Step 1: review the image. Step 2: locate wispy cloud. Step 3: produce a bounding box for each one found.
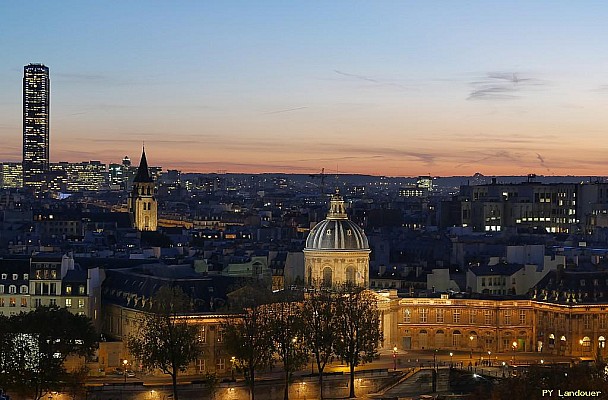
[333,70,414,91]
[536,152,551,172]
[262,106,308,115]
[592,85,608,93]
[467,72,546,101]
[54,72,106,82]
[454,150,521,169]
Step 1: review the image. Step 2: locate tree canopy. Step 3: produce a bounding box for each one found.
[0,307,98,400]
[128,285,202,400]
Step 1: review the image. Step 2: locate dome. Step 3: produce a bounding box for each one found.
[305,194,369,251]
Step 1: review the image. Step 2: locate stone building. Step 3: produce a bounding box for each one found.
[303,193,370,288]
[128,147,157,231]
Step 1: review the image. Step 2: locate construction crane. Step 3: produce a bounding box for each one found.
[309,168,326,195]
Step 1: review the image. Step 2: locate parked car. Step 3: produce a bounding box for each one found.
[126,370,136,377]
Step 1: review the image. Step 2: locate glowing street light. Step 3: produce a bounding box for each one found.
[231,356,236,381]
[449,352,453,367]
[123,359,128,384]
[469,335,474,359]
[392,345,398,371]
[511,341,518,365]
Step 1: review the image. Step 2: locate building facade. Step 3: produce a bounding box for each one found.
[384,293,608,361]
[458,181,608,234]
[23,63,50,190]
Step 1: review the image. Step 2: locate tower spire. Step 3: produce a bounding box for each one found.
[133,146,152,183]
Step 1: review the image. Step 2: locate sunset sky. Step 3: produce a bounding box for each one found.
[2,1,608,177]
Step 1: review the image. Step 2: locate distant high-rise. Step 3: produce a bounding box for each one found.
[23,63,50,189]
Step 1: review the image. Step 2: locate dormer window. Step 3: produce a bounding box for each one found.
[326,229,331,235]
[1,274,6,280]
[12,274,17,281]
[79,285,86,295]
[8,285,16,294]
[23,274,28,280]
[20,285,28,294]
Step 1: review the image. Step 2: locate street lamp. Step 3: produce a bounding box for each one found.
[579,339,584,357]
[487,351,491,366]
[123,359,128,384]
[392,345,397,371]
[231,356,236,381]
[469,335,474,359]
[449,352,453,367]
[511,341,518,365]
[433,349,437,369]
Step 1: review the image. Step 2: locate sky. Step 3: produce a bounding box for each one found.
[1,1,608,177]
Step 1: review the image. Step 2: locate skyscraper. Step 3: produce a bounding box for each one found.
[23,63,50,189]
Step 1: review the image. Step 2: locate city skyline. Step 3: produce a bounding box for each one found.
[2,1,608,177]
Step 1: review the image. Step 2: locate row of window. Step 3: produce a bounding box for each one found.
[196,358,229,373]
[0,273,28,281]
[0,297,27,307]
[30,283,86,296]
[404,308,527,325]
[540,313,608,330]
[0,285,28,294]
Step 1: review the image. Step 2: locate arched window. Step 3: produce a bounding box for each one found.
[419,330,428,349]
[436,330,445,348]
[452,330,461,347]
[582,336,591,350]
[322,267,333,288]
[599,336,606,349]
[346,265,356,285]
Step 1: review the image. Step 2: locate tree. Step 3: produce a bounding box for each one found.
[301,288,338,400]
[268,293,308,400]
[128,285,202,400]
[0,313,13,391]
[222,285,275,400]
[3,307,98,400]
[334,286,383,398]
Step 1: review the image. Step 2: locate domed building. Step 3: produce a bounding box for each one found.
[304,193,370,288]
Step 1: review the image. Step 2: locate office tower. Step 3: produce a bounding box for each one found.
[23,63,50,189]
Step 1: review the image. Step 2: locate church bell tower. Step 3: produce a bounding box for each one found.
[128,147,157,231]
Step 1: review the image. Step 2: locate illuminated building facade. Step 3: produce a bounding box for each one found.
[0,163,23,188]
[459,181,608,234]
[51,161,107,192]
[23,63,50,190]
[0,255,102,330]
[304,193,370,288]
[128,148,157,231]
[390,294,608,361]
